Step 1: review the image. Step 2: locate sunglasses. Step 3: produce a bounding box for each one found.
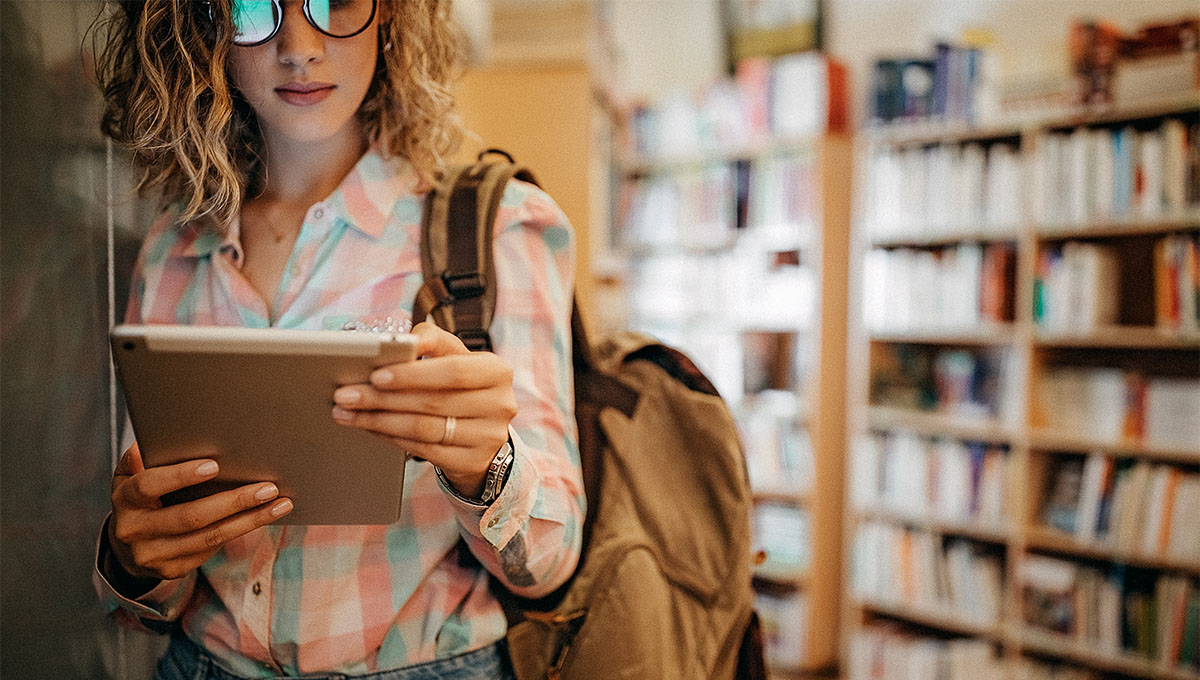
[209,0,378,46]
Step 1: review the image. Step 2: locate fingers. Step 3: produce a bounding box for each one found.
[113,442,145,477]
[152,481,283,536]
[333,382,516,418]
[333,409,505,449]
[118,498,293,580]
[411,321,471,359]
[368,351,513,392]
[117,458,221,508]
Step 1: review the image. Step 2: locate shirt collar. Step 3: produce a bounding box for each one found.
[176,147,419,258]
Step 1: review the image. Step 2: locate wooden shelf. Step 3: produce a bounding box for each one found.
[865,120,1025,148]
[865,91,1200,148]
[855,599,1005,640]
[1020,630,1200,680]
[621,239,736,257]
[867,406,1016,445]
[1025,526,1200,575]
[854,507,1010,544]
[868,324,1018,346]
[1035,215,1200,241]
[753,489,811,505]
[869,230,1019,249]
[754,564,809,587]
[849,92,1200,680]
[617,136,819,177]
[1034,325,1200,349]
[1028,430,1200,464]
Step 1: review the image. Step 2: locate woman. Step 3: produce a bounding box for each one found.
[92,1,584,678]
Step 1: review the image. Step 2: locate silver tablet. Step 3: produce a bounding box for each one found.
[110,325,418,525]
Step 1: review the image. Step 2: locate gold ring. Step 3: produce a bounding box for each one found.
[439,415,457,445]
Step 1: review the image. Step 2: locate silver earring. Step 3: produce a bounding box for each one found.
[384,41,393,50]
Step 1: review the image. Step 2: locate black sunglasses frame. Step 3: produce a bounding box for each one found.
[205,0,378,47]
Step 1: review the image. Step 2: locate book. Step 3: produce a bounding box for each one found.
[1042,455,1085,534]
[1145,377,1200,451]
[1074,452,1111,542]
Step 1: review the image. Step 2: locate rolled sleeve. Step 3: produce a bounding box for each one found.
[93,515,196,632]
[442,180,585,598]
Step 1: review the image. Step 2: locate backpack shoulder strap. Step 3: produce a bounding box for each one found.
[416,149,538,351]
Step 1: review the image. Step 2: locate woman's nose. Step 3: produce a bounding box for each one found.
[276,1,324,67]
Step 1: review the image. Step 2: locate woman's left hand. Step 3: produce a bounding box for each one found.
[331,321,517,499]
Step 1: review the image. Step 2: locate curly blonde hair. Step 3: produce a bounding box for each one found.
[94,0,463,232]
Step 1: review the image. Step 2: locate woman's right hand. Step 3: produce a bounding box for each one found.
[107,442,293,582]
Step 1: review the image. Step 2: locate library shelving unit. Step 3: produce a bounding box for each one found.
[613,131,851,676]
[845,94,1200,680]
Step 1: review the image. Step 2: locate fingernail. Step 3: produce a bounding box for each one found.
[196,461,218,477]
[370,369,393,386]
[255,484,278,502]
[271,499,293,517]
[333,388,360,405]
[332,406,354,422]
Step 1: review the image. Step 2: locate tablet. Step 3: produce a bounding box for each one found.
[110,325,419,525]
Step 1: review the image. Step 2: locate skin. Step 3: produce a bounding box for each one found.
[109,0,516,583]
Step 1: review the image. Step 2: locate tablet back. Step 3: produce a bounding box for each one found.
[111,326,417,525]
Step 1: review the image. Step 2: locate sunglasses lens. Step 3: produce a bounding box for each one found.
[232,0,279,44]
[308,0,374,37]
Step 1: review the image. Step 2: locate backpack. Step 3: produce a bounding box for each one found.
[414,150,767,680]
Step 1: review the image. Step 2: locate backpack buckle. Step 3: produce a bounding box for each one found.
[456,328,493,352]
[441,271,487,300]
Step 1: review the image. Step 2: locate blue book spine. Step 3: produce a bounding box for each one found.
[1113,128,1132,218]
[932,43,952,118]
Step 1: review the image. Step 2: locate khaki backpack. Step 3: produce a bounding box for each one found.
[414,150,767,680]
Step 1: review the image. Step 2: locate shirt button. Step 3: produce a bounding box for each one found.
[313,207,325,219]
[252,581,262,595]
[290,264,301,277]
[487,517,498,528]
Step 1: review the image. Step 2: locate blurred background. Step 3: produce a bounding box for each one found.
[2,1,1197,678]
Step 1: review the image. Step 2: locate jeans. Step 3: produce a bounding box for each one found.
[154,633,515,680]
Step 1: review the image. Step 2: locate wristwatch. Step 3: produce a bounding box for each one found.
[436,438,515,507]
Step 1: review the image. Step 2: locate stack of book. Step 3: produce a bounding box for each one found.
[628,52,846,161]
[755,590,808,669]
[1155,232,1200,333]
[1036,367,1200,449]
[1021,555,1200,667]
[863,243,1015,331]
[870,345,1015,421]
[1033,242,1119,332]
[1040,455,1200,561]
[620,164,737,250]
[753,502,812,577]
[744,153,819,248]
[852,522,1004,624]
[865,143,1023,241]
[852,432,1008,527]
[1031,118,1200,227]
[740,390,814,494]
[847,624,1006,680]
[869,39,1000,126]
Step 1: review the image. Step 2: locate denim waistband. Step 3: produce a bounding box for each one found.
[155,633,513,680]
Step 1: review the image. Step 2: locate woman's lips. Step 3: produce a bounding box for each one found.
[275,83,335,106]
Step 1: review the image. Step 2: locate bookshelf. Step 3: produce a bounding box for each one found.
[613,131,850,676]
[846,98,1200,680]
[610,49,851,669]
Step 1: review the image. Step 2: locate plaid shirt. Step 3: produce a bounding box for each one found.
[94,149,583,677]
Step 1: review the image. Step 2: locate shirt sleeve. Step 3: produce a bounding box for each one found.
[437,180,584,599]
[94,208,201,630]
[93,515,198,633]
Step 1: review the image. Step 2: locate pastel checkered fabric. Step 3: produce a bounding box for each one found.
[94,149,584,677]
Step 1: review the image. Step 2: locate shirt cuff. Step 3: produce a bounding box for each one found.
[439,427,540,550]
[93,514,196,622]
